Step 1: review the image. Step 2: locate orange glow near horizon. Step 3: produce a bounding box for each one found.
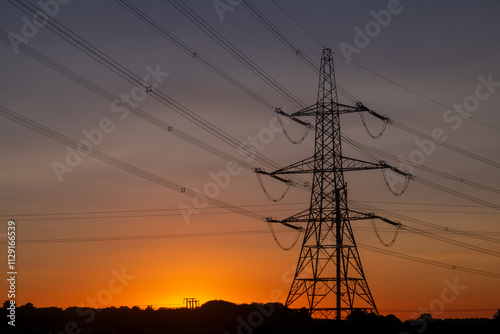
[9,216,500,322]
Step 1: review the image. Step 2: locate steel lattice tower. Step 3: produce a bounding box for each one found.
[256,48,408,320]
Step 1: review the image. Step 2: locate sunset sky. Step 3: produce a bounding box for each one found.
[1,0,499,321]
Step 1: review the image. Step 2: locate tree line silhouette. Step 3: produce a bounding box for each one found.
[2,300,499,334]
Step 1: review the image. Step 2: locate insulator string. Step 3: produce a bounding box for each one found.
[382,169,411,196]
[359,111,388,139]
[256,172,291,202]
[276,110,310,144]
[267,220,301,251]
[370,219,400,247]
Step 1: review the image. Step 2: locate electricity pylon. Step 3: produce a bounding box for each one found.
[255,48,410,320]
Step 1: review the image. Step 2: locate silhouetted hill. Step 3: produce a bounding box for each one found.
[2,301,499,334]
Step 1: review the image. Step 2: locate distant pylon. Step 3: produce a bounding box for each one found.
[255,48,410,320]
[184,298,199,309]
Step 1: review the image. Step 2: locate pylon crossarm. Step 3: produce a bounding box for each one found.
[377,216,403,228]
[349,210,402,247]
[342,157,414,181]
[265,217,303,231]
[266,208,310,229]
[269,155,315,176]
[290,102,367,116]
[342,156,388,171]
[285,208,310,223]
[290,103,319,117]
[336,102,366,114]
[254,168,293,184]
[379,161,414,179]
[268,156,411,175]
[349,210,402,228]
[275,107,312,128]
[354,102,393,124]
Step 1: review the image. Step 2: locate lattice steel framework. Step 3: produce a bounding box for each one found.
[256,48,408,320]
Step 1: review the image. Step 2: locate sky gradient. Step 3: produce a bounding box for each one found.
[1,0,500,321]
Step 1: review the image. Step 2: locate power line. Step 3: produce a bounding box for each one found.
[0,202,307,218]
[345,138,500,196]
[4,0,500,280]
[354,205,500,257]
[115,0,276,110]
[2,101,498,272]
[4,227,498,280]
[359,101,495,175]
[240,0,319,73]
[242,0,500,169]
[203,0,500,230]
[14,0,497,209]
[4,96,496,254]
[413,177,500,211]
[269,1,500,133]
[0,208,304,222]
[237,0,500,185]
[333,126,500,249]
[403,225,500,257]
[358,200,500,208]
[2,208,499,238]
[378,308,499,314]
[7,210,499,223]
[167,0,306,108]
[0,25,311,189]
[270,0,325,48]
[6,230,289,244]
[6,0,292,180]
[363,209,500,215]
[4,201,499,218]
[0,105,264,222]
[343,136,500,211]
[4,99,499,264]
[391,120,500,169]
[333,53,500,134]
[343,139,500,246]
[359,243,500,279]
[5,28,497,256]
[0,29,255,172]
[240,0,356,104]
[351,202,500,246]
[7,0,312,189]
[113,0,312,187]
[4,205,500,221]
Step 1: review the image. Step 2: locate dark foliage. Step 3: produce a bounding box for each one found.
[1,301,498,334]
